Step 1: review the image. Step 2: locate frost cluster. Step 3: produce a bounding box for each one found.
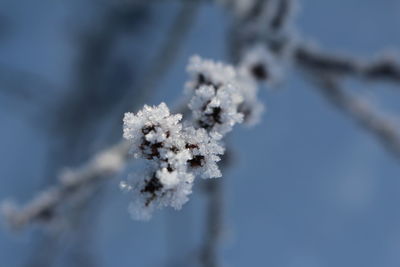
[122,103,224,220]
[239,44,284,85]
[123,55,267,220]
[188,84,244,136]
[186,55,264,130]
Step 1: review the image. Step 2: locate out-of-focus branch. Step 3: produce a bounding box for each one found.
[296,43,400,158]
[1,142,129,230]
[0,64,60,113]
[310,74,400,158]
[227,0,400,160]
[295,43,400,83]
[140,0,200,95]
[295,42,400,159]
[200,179,223,267]
[0,0,201,231]
[198,149,233,267]
[270,0,292,31]
[113,0,201,121]
[229,0,400,84]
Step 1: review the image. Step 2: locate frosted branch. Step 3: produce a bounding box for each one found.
[200,179,224,267]
[0,64,61,115]
[122,56,264,219]
[311,75,400,158]
[295,43,400,84]
[1,142,129,230]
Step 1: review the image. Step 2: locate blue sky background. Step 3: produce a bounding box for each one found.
[1,0,400,266]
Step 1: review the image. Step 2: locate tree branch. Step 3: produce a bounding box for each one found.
[295,43,400,83]
[1,142,129,230]
[310,74,400,158]
[200,179,223,267]
[112,0,201,122]
[0,0,201,231]
[0,64,60,113]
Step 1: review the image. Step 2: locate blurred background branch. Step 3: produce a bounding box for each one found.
[296,44,400,84]
[310,74,400,158]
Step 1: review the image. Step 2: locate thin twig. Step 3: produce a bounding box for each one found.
[311,75,400,158]
[201,179,223,267]
[137,0,200,97]
[295,43,400,83]
[270,0,292,31]
[199,149,233,267]
[0,64,61,115]
[1,142,129,230]
[112,0,201,126]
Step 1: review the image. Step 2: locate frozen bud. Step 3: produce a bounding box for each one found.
[122,103,194,219]
[239,45,283,85]
[186,55,264,128]
[189,84,243,136]
[183,127,224,178]
[185,55,237,92]
[123,168,194,221]
[123,102,184,160]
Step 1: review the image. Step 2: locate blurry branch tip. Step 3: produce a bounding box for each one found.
[295,43,400,83]
[1,142,129,230]
[312,75,400,158]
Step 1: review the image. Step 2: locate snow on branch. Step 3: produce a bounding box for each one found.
[1,54,268,226]
[228,0,400,161]
[295,43,400,83]
[122,102,224,220]
[1,142,129,230]
[312,75,400,158]
[121,55,266,220]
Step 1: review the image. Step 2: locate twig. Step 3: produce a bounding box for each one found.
[200,179,223,267]
[228,0,400,160]
[311,75,400,158]
[0,64,60,114]
[1,1,201,231]
[112,0,201,125]
[198,148,233,267]
[138,0,200,97]
[295,43,400,83]
[270,0,293,31]
[1,142,129,230]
